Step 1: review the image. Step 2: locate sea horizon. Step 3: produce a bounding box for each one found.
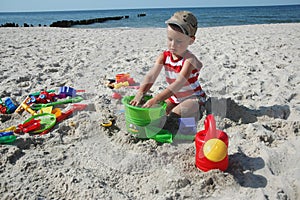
[0,4,299,13]
[1,4,300,28]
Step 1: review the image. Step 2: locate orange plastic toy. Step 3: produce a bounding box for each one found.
[115,73,135,85]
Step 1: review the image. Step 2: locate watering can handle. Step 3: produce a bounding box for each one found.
[204,114,217,138]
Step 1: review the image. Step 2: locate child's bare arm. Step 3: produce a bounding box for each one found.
[130,53,164,106]
[142,57,197,108]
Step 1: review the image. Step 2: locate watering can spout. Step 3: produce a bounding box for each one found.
[204,114,217,138]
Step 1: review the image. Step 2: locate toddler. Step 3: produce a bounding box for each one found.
[130,11,206,132]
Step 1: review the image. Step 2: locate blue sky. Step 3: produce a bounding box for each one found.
[1,0,300,12]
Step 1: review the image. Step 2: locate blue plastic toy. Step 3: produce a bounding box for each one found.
[4,98,17,113]
[58,86,76,98]
[0,131,14,137]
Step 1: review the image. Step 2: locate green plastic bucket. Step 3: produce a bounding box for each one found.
[122,95,167,126]
[125,117,147,138]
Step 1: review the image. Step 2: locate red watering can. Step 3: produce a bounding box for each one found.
[195,114,229,172]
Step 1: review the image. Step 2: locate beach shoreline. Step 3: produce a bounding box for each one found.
[0,23,299,199]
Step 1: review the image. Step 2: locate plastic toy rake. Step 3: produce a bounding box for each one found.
[23,113,56,134]
[39,104,88,135]
[30,96,83,110]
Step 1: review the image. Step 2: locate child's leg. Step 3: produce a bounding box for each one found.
[165,98,178,115]
[162,112,181,134]
[171,97,202,119]
[163,97,201,135]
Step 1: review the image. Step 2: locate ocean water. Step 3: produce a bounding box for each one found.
[0,5,299,28]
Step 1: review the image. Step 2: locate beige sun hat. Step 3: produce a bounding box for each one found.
[165,11,198,37]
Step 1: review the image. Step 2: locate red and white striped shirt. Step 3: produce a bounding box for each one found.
[163,50,206,104]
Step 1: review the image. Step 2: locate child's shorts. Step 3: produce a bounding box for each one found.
[168,95,207,106]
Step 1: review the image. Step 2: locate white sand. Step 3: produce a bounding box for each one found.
[0,23,299,199]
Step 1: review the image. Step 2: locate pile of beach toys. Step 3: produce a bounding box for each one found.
[0,86,86,144]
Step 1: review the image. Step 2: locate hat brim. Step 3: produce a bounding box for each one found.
[165,20,189,36]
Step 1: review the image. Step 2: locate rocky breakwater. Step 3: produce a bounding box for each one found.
[50,15,129,28]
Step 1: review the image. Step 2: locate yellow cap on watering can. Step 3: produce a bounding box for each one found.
[203,138,227,162]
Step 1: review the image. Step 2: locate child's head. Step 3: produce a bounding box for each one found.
[165,11,198,56]
[165,11,198,37]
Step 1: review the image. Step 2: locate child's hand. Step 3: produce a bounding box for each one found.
[142,97,158,108]
[130,92,144,106]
